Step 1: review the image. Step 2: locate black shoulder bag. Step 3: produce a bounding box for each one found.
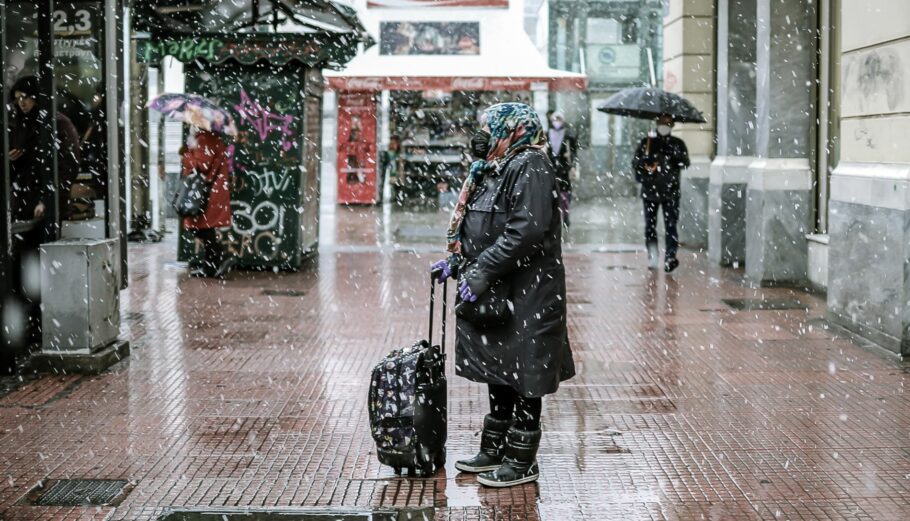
[172,168,212,217]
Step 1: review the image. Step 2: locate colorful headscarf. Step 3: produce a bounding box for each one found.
[446,103,545,255]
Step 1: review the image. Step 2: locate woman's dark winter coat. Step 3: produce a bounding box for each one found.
[632,135,690,201]
[8,109,81,221]
[456,148,575,398]
[9,108,40,221]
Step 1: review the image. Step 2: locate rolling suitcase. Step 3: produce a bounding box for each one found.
[368,276,448,477]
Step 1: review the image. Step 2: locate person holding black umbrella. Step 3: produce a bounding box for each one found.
[596,87,703,273]
[632,115,689,272]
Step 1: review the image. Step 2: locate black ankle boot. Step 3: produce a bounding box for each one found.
[477,427,541,487]
[455,415,513,473]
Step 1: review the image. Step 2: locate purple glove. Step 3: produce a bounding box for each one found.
[431,259,452,283]
[459,280,479,302]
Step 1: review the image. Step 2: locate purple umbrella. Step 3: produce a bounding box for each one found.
[147,92,238,137]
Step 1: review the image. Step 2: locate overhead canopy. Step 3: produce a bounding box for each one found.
[325,16,586,92]
[132,0,372,69]
[133,0,369,37]
[136,33,363,69]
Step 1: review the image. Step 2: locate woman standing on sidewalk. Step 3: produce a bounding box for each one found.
[181,127,234,278]
[432,103,575,488]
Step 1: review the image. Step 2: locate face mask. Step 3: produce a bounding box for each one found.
[470,129,492,159]
[657,124,672,137]
[551,120,563,130]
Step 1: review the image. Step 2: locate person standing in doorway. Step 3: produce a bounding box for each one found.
[180,127,234,278]
[378,134,401,204]
[547,111,577,228]
[8,75,82,227]
[632,114,690,272]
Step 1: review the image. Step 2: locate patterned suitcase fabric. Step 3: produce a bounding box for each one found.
[369,341,423,453]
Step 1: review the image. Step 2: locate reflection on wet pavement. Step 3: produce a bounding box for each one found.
[0,201,909,520]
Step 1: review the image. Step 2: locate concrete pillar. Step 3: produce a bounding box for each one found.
[744,0,817,285]
[827,0,910,355]
[708,0,756,266]
[663,0,715,249]
[128,39,152,240]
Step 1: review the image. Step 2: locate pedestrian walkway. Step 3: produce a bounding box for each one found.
[1,202,909,520]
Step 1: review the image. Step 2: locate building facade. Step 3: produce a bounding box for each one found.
[668,0,910,355]
[541,0,665,198]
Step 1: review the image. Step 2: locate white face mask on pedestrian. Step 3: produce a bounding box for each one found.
[656,124,672,137]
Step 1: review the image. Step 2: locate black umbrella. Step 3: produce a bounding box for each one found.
[597,87,706,124]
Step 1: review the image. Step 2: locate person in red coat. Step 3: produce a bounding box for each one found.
[181,127,234,278]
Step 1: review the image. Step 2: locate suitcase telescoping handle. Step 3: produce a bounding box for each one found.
[428,274,448,352]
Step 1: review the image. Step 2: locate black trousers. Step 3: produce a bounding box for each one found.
[643,197,679,260]
[489,384,542,431]
[193,228,225,275]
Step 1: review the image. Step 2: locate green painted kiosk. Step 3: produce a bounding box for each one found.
[135,2,369,269]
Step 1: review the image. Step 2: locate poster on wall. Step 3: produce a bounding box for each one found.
[380,22,480,55]
[369,0,507,8]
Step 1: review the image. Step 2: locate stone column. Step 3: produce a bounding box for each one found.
[827,0,910,355]
[744,0,817,285]
[128,39,152,241]
[663,0,715,248]
[708,0,756,266]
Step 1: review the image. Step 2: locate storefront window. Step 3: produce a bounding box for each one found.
[585,16,642,84]
[4,1,107,225]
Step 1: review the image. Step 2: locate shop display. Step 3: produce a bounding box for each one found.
[389,91,530,204]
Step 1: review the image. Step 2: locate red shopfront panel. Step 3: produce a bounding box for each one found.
[337,92,378,205]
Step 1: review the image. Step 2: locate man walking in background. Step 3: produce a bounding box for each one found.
[632,114,689,273]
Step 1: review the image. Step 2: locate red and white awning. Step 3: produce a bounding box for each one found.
[325,12,587,92]
[327,75,586,92]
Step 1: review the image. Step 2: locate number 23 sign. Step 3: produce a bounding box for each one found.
[52,3,96,37]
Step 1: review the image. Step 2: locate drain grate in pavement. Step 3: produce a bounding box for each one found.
[23,479,133,507]
[157,507,433,521]
[262,289,307,297]
[721,298,807,311]
[603,265,635,271]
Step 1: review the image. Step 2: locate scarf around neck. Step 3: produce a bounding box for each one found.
[445,102,545,256]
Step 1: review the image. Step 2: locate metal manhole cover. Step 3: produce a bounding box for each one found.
[722,298,807,311]
[23,479,134,507]
[262,289,306,297]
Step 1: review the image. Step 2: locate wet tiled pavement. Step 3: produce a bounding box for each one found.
[2,202,910,520]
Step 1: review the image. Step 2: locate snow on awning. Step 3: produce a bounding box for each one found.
[325,16,586,92]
